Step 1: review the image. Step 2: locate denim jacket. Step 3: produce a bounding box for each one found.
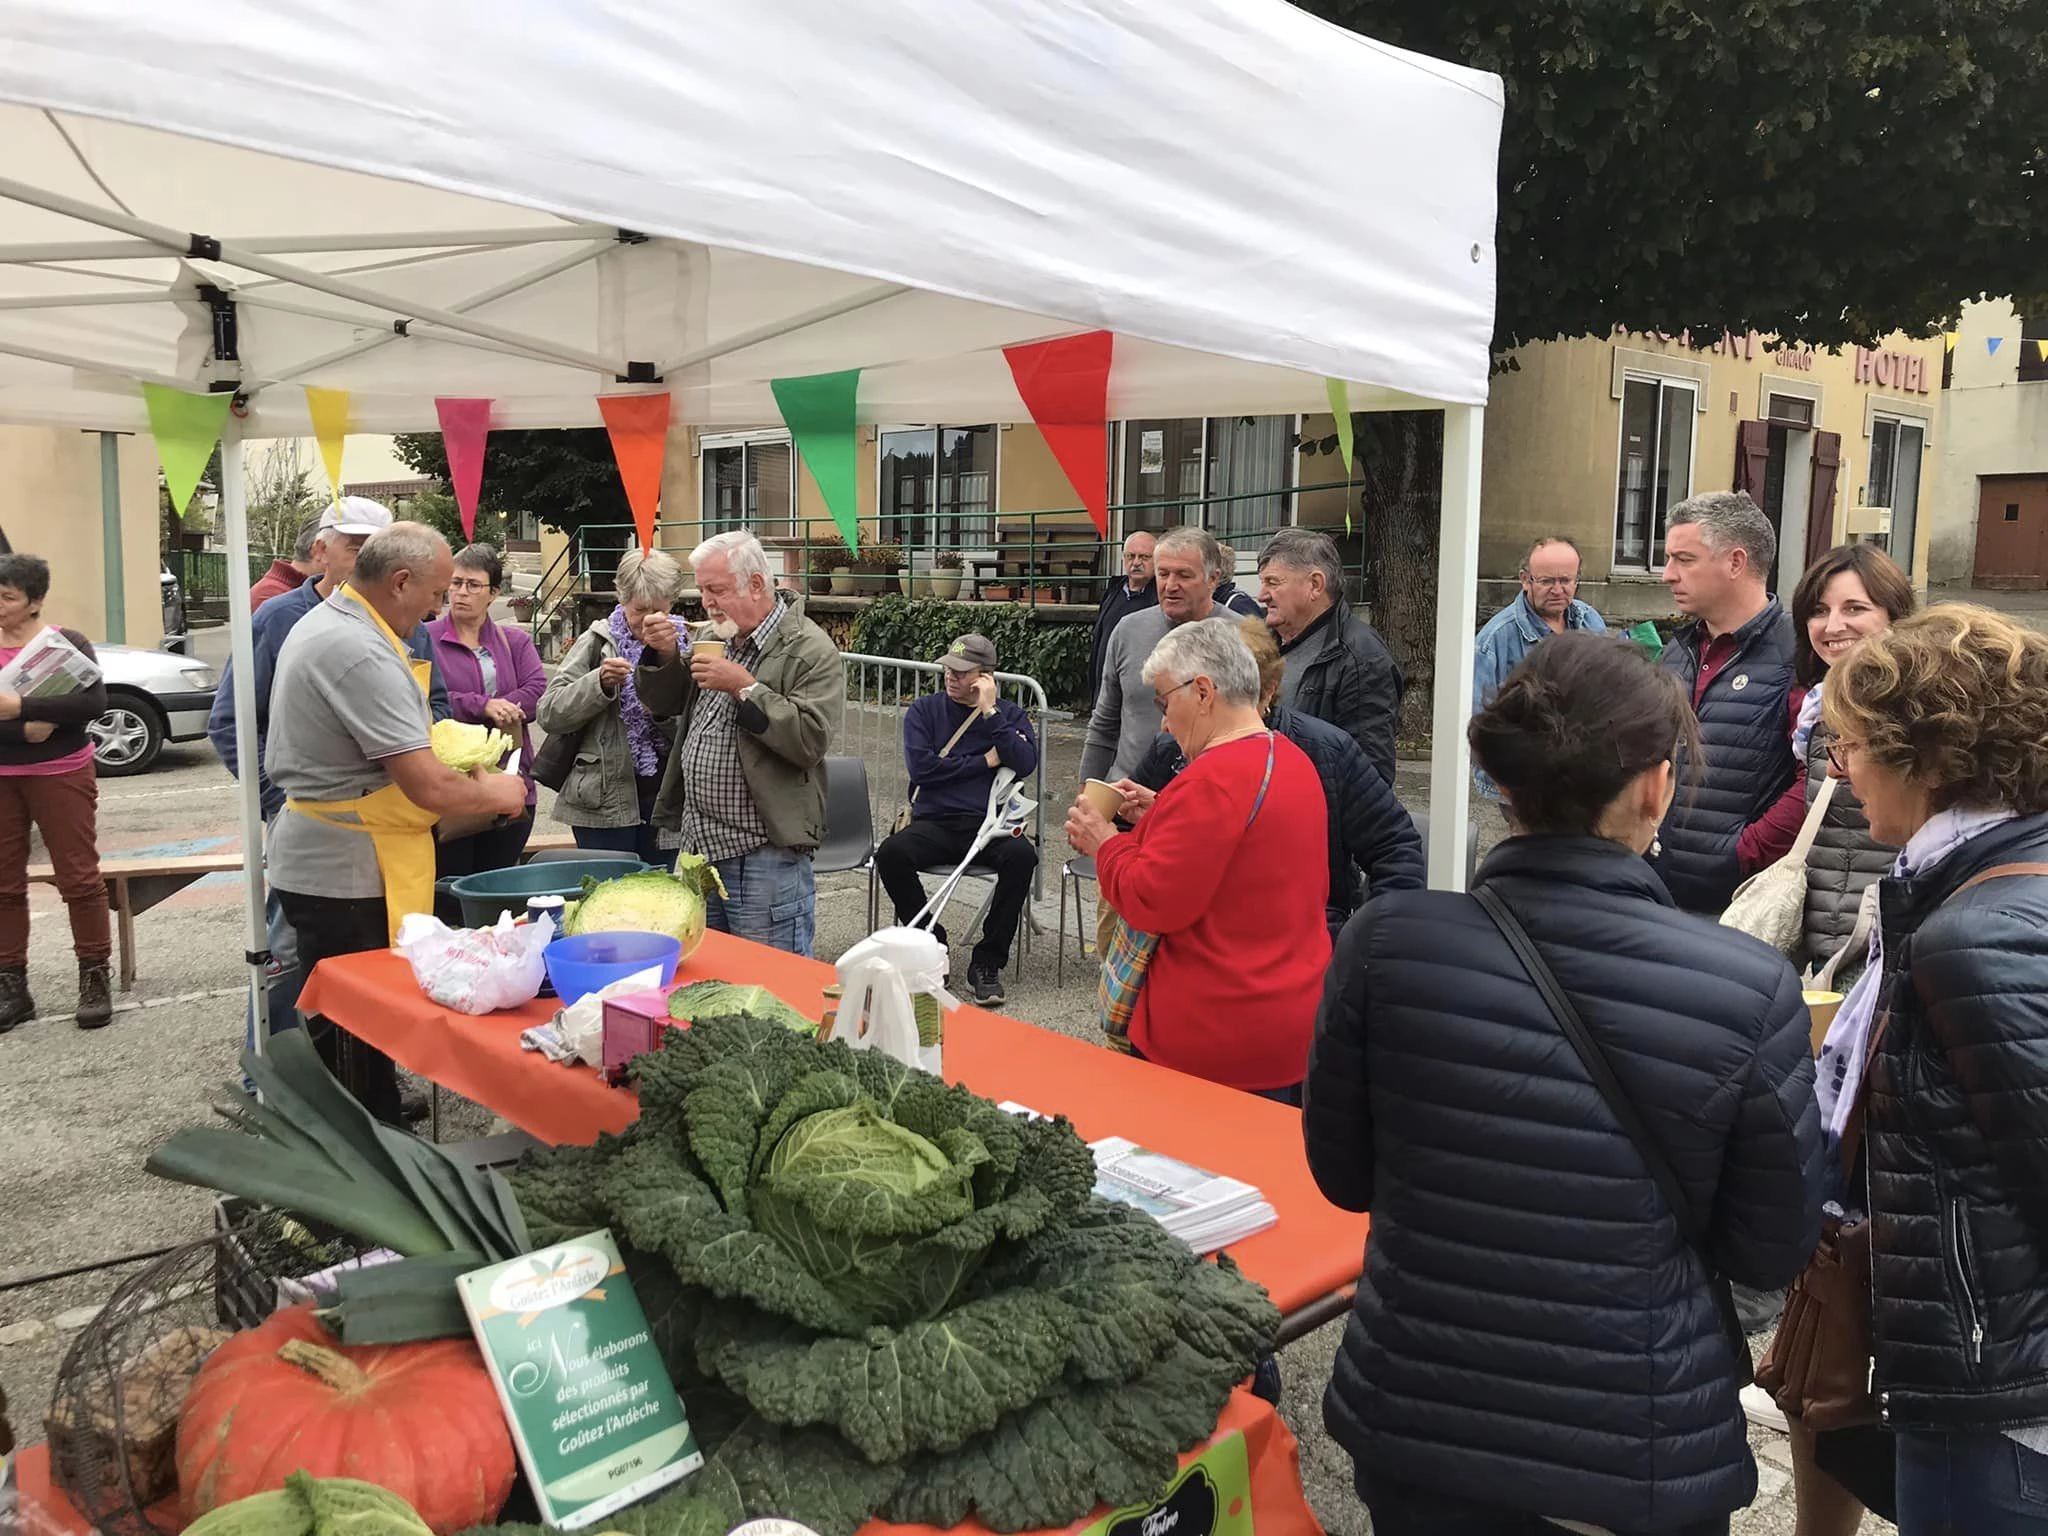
[1471,593,1605,797]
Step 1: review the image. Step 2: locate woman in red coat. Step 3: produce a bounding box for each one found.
[1065,617,1330,1101]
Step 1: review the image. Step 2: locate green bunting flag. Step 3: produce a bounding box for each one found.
[771,369,862,551]
[142,385,234,517]
[1326,378,1356,535]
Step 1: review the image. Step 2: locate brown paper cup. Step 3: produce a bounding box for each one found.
[1080,779,1122,821]
[1803,989,1844,1057]
[691,640,726,662]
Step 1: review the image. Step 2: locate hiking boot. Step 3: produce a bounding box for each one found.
[75,961,112,1030]
[966,960,1006,1007]
[0,967,32,1033]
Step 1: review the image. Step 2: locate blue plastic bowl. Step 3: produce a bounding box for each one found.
[544,931,683,1008]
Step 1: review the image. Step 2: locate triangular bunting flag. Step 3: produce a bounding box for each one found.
[1002,332,1113,536]
[597,393,673,552]
[1326,379,1356,535]
[434,399,493,540]
[770,370,862,551]
[2034,340,2048,363]
[1943,331,1960,353]
[304,387,351,503]
[142,385,234,518]
[1989,337,2004,356]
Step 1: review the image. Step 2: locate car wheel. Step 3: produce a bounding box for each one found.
[89,693,165,776]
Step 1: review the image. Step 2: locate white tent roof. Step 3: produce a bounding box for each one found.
[0,0,1500,434]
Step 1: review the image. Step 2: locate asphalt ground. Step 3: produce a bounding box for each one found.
[0,613,1910,1536]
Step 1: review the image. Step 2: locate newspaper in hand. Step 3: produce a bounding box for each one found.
[1088,1136,1277,1255]
[0,627,100,700]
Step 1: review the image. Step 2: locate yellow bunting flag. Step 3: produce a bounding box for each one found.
[304,386,351,503]
[1944,331,1959,353]
[2034,340,2047,363]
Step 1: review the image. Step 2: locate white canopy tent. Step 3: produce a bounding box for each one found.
[0,0,1501,1031]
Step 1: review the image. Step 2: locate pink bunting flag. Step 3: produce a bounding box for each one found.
[434,398,493,539]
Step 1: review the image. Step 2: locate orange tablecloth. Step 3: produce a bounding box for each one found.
[296,931,1368,1320]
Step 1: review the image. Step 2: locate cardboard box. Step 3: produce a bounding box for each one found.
[602,984,685,1082]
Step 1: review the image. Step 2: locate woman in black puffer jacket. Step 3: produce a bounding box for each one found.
[1306,631,1825,1536]
[1824,606,2048,1534]
[1787,544,1915,991]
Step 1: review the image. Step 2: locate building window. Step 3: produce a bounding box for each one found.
[878,425,995,550]
[1614,376,1697,568]
[1119,417,1292,542]
[702,436,796,537]
[1866,414,1926,569]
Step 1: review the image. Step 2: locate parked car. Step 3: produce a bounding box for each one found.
[161,565,189,653]
[90,644,217,775]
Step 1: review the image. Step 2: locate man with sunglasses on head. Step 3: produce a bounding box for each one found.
[1471,537,1605,796]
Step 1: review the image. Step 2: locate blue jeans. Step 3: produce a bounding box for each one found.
[242,890,302,1054]
[568,775,675,870]
[704,846,816,958]
[1897,1430,2048,1535]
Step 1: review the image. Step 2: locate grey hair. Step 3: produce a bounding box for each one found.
[691,529,773,590]
[1667,491,1776,576]
[1140,618,1261,708]
[1121,529,1157,551]
[1257,527,1344,596]
[1153,525,1224,581]
[292,517,322,562]
[352,522,448,585]
[615,547,684,606]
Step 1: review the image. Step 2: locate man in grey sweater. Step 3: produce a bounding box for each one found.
[1080,526,1239,781]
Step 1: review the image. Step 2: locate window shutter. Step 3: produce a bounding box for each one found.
[1733,420,1771,501]
[1808,431,1843,567]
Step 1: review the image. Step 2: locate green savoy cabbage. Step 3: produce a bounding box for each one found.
[498,1015,1279,1536]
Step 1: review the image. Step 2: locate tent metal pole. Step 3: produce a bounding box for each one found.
[0,290,167,310]
[98,432,124,644]
[658,283,910,374]
[247,239,616,393]
[0,226,610,264]
[218,421,273,1055]
[0,175,629,377]
[237,292,620,375]
[0,334,195,391]
[1427,402,1484,892]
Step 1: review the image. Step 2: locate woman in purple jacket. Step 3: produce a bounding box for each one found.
[426,544,547,883]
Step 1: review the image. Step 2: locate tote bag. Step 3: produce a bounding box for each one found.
[1720,773,1838,953]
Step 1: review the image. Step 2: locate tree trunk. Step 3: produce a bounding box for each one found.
[1355,411,1443,743]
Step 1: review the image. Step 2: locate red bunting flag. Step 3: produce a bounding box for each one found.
[1004,331,1113,535]
[598,393,673,552]
[434,398,493,540]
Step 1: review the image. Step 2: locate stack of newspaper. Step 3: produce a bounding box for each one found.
[1086,1135,1277,1255]
[0,627,99,698]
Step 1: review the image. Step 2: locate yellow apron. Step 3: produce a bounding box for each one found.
[285,585,439,943]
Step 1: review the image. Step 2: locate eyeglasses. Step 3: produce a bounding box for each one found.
[1152,679,1195,713]
[1523,575,1577,591]
[447,578,493,593]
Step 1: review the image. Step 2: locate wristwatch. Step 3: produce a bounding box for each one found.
[738,682,761,704]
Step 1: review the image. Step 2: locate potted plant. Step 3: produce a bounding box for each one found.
[806,534,852,597]
[980,582,1014,602]
[1030,584,1059,606]
[929,549,963,602]
[858,542,903,596]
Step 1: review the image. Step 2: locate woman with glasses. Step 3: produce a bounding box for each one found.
[425,543,546,882]
[1307,631,1823,1536]
[1063,619,1329,1102]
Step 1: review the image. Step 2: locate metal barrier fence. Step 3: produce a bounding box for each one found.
[838,653,1053,908]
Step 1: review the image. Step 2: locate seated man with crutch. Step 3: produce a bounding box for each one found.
[872,634,1038,1006]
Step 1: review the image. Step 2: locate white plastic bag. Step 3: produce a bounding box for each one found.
[396,911,553,1014]
[834,926,959,1075]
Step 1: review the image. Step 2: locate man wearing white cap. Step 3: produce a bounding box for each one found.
[206,497,449,1082]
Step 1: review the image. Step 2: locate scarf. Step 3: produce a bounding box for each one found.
[1814,805,2021,1151]
[606,606,663,780]
[1791,680,1825,762]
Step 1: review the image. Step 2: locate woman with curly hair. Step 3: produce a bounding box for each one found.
[1823,604,2048,1533]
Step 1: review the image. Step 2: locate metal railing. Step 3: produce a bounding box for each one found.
[168,549,274,624]
[527,481,1371,657]
[838,653,1052,911]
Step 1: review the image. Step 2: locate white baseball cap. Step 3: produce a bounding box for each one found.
[319,496,394,538]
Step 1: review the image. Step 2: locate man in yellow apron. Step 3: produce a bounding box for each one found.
[265,524,526,1122]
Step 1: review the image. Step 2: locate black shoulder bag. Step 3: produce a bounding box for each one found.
[532,629,603,792]
[1473,884,1752,1377]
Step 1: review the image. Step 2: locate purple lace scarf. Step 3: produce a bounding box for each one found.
[606,606,663,779]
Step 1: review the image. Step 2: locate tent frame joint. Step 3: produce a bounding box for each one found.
[617,360,662,384]
[187,231,222,261]
[196,282,239,361]
[616,228,648,244]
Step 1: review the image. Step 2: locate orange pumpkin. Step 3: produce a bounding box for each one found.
[176,1306,514,1535]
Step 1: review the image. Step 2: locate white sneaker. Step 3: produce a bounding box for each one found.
[1740,1382,1789,1434]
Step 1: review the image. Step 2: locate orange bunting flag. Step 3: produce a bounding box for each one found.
[1003,331,1113,536]
[598,393,673,552]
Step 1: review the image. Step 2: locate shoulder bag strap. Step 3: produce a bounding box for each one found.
[908,706,985,809]
[1788,772,1840,866]
[1948,861,2048,899]
[1472,883,1750,1367]
[1244,731,1276,827]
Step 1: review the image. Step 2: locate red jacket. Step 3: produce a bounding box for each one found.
[1097,731,1331,1091]
[249,559,304,612]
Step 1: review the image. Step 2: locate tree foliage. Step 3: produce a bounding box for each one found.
[1302,0,2048,350]
[403,489,511,555]
[392,428,630,538]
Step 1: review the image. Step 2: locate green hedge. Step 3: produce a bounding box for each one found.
[848,596,1092,712]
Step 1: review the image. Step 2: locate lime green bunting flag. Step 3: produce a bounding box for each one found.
[771,370,862,552]
[1326,378,1356,535]
[142,385,234,517]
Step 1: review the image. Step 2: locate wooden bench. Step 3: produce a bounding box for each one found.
[28,852,245,993]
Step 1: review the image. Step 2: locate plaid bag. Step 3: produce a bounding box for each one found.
[1095,732,1275,1048]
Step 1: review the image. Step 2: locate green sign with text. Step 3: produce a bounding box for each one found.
[458,1230,700,1531]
